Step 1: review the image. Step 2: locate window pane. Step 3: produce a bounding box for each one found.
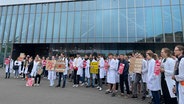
[88,11,96,43]
[53,13,60,43]
[2,7,7,15]
[40,13,47,43]
[47,13,54,43]
[128,8,136,42]
[111,9,118,42]
[27,14,36,43]
[119,0,126,8]
[103,0,110,9]
[9,15,18,42]
[162,0,170,5]
[33,14,41,43]
[136,8,145,42]
[24,5,30,14]
[13,6,18,15]
[74,12,81,43]
[0,15,6,43]
[103,10,111,42]
[111,0,119,9]
[67,12,74,43]
[15,14,23,43]
[42,4,49,13]
[136,0,143,7]
[144,0,152,7]
[89,1,96,10]
[30,5,36,13]
[153,0,160,6]
[18,5,24,14]
[49,3,55,13]
[36,4,42,13]
[82,1,88,10]
[60,12,67,42]
[21,14,29,43]
[62,3,68,12]
[171,0,179,5]
[96,0,103,9]
[163,6,173,42]
[55,3,61,12]
[75,2,81,11]
[81,11,88,43]
[68,2,74,11]
[120,9,127,42]
[4,15,12,42]
[7,6,13,15]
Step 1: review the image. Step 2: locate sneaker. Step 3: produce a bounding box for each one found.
[96,86,100,89]
[73,85,76,88]
[99,87,102,91]
[55,85,61,88]
[34,84,37,87]
[37,84,40,87]
[76,85,79,87]
[142,96,146,100]
[111,93,116,97]
[131,95,138,98]
[120,93,124,96]
[80,83,85,86]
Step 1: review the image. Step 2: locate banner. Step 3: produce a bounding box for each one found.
[46,60,56,71]
[90,62,99,74]
[55,60,66,72]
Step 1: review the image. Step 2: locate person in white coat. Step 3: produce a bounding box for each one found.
[105,53,117,97]
[14,58,21,78]
[114,55,119,92]
[96,54,105,91]
[160,48,177,104]
[48,56,56,87]
[73,53,83,87]
[172,45,184,104]
[30,57,39,78]
[83,55,90,88]
[4,56,13,79]
[56,53,68,88]
[146,52,161,104]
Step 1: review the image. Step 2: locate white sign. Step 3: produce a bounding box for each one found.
[0,0,74,6]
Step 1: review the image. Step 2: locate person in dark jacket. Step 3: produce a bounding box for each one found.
[118,54,130,97]
[27,57,33,78]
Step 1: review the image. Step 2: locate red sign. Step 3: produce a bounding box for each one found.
[118,63,125,74]
[154,60,161,76]
[83,60,87,68]
[104,60,109,71]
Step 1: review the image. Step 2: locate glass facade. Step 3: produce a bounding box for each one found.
[0,0,184,59]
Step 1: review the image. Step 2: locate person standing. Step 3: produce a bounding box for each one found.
[30,57,39,78]
[4,56,13,79]
[34,60,42,87]
[118,54,130,97]
[172,45,184,104]
[42,57,47,78]
[48,56,56,87]
[147,52,161,104]
[97,54,105,91]
[14,58,21,78]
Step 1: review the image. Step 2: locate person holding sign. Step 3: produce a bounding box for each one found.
[118,54,130,97]
[4,56,13,79]
[160,48,177,104]
[56,53,68,88]
[47,56,56,87]
[90,53,98,88]
[105,53,117,97]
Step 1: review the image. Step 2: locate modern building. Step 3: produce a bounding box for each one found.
[0,0,184,60]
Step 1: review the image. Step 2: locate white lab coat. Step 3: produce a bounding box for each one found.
[73,57,83,76]
[48,70,56,80]
[17,61,22,74]
[142,59,148,83]
[147,59,161,91]
[5,59,13,73]
[175,58,184,104]
[30,61,39,77]
[115,59,119,83]
[60,57,68,75]
[107,59,116,84]
[161,58,176,98]
[99,57,105,79]
[84,59,90,78]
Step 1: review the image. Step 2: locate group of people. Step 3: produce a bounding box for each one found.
[3,45,184,104]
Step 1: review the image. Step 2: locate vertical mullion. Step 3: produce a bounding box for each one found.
[18,5,25,43]
[65,3,68,43]
[161,0,166,42]
[143,0,146,42]
[25,5,30,43]
[170,0,175,42]
[126,0,128,42]
[79,2,82,43]
[179,0,184,42]
[134,0,137,42]
[38,4,43,43]
[7,6,13,43]
[13,6,19,43]
[44,4,49,43]
[32,5,37,43]
[51,3,56,43]
[1,7,8,44]
[152,0,156,42]
[118,0,120,42]
[58,3,62,43]
[72,3,76,43]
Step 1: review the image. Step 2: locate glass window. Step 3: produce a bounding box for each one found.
[67,12,74,43]
[24,5,30,14]
[2,6,7,15]
[4,15,12,42]
[103,10,111,42]
[81,11,88,43]
[42,4,49,13]
[119,0,126,8]
[68,2,74,11]
[111,9,118,42]
[111,0,119,9]
[74,11,81,43]
[53,13,61,43]
[136,0,143,7]
[127,0,134,8]
[89,1,96,10]
[172,6,183,42]
[62,3,68,12]
[153,7,163,42]
[27,13,36,43]
[103,0,110,9]
[120,9,127,42]
[7,6,13,15]
[163,6,173,42]
[18,5,24,14]
[171,0,180,5]
[162,0,170,5]
[136,8,145,42]
[145,7,154,42]
[75,2,81,11]
[96,0,103,9]
[46,13,54,43]
[9,14,18,42]
[49,3,55,13]
[21,14,29,43]
[13,6,18,14]
[88,11,96,43]
[60,12,67,43]
[30,5,36,13]
[153,0,161,6]
[40,13,47,43]
[55,3,61,12]
[82,1,88,10]
[33,14,41,43]
[0,15,6,43]
[36,4,42,13]
[182,0,184,4]
[144,0,152,7]
[0,7,1,16]
[15,14,23,43]
[128,8,136,42]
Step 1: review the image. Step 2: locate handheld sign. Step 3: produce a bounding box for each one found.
[46,60,56,71]
[90,62,99,74]
[118,63,125,74]
[55,60,66,72]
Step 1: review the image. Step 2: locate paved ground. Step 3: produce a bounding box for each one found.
[0,68,149,104]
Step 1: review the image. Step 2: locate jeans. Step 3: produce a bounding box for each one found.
[14,70,19,77]
[82,68,85,83]
[133,73,142,95]
[57,72,67,87]
[151,91,160,104]
[120,75,130,94]
[35,74,41,84]
[73,70,79,84]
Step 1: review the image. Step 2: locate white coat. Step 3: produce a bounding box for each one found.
[5,59,13,73]
[84,59,90,78]
[107,59,116,84]
[60,57,68,75]
[30,61,39,77]
[161,58,176,98]
[99,57,105,79]
[141,59,148,83]
[115,59,119,83]
[147,59,161,91]
[73,57,83,76]
[175,58,184,104]
[48,70,56,80]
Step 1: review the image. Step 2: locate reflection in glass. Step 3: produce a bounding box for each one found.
[33,14,41,43]
[40,13,47,43]
[15,14,23,43]
[21,14,29,43]
[103,10,110,42]
[27,13,35,43]
[128,8,136,42]
[9,14,18,42]
[60,12,67,43]
[81,11,88,43]
[74,11,81,43]
[53,12,60,43]
[119,9,127,42]
[47,13,54,43]
[67,12,74,43]
[111,9,118,42]
[88,11,96,43]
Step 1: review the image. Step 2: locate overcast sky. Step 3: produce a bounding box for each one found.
[0,0,72,6]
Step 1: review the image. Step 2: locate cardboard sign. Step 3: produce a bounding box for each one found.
[55,61,66,72]
[46,60,56,71]
[90,62,99,74]
[129,58,143,74]
[118,63,125,74]
[129,58,136,73]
